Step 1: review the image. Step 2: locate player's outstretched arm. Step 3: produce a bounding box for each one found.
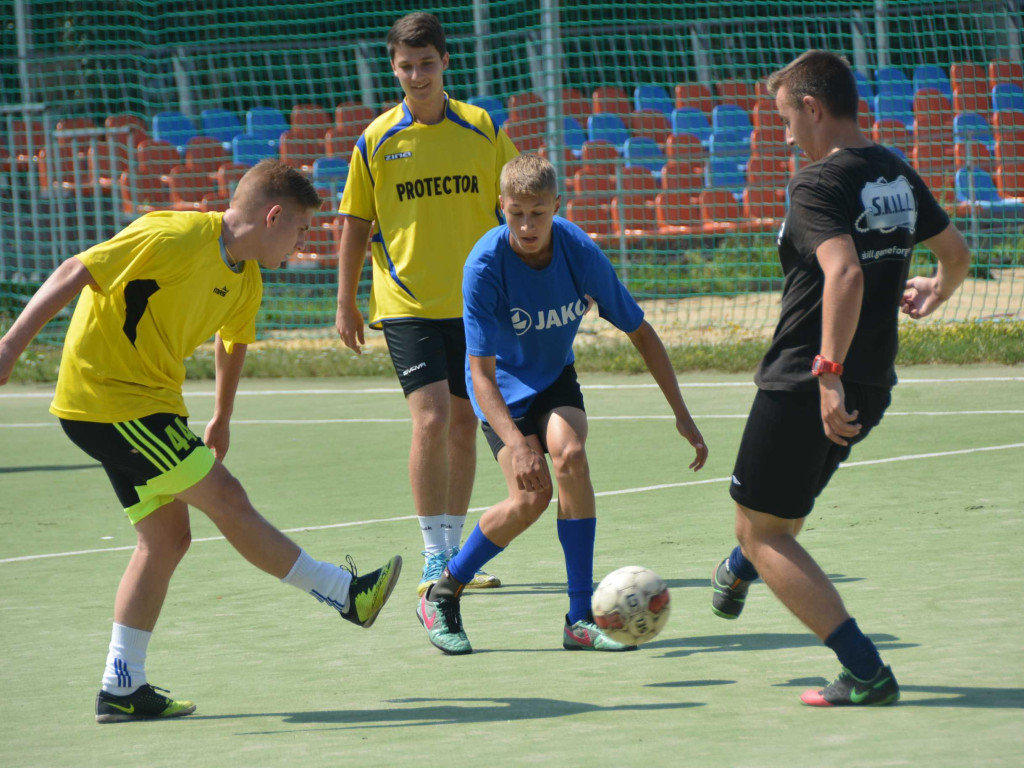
[902,224,971,320]
[626,320,708,471]
[335,216,373,355]
[205,336,247,461]
[0,257,96,385]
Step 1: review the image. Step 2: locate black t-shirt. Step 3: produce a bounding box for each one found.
[755,145,950,391]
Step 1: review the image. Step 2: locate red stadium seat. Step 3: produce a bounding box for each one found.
[167,163,220,210]
[565,196,614,242]
[751,98,784,130]
[185,136,231,177]
[330,102,375,158]
[872,119,911,155]
[278,131,324,171]
[120,166,172,214]
[858,100,872,132]
[36,146,91,191]
[561,88,591,122]
[571,168,615,201]
[996,161,1024,198]
[87,141,130,190]
[989,59,1024,91]
[663,133,704,169]
[674,82,714,117]
[912,90,954,157]
[620,165,659,194]
[105,114,149,150]
[993,111,1024,164]
[217,162,248,199]
[951,63,990,117]
[502,116,545,153]
[627,110,671,146]
[507,91,545,123]
[138,140,181,178]
[592,86,631,117]
[660,158,703,195]
[742,186,786,232]
[612,192,657,238]
[655,191,701,234]
[699,189,742,235]
[954,142,994,173]
[290,103,331,139]
[715,80,757,112]
[750,126,787,159]
[10,120,45,168]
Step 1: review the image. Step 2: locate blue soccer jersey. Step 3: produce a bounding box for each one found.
[463,216,644,419]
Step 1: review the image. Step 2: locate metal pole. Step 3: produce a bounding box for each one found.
[14,0,33,105]
[874,0,889,70]
[473,0,491,98]
[540,0,564,181]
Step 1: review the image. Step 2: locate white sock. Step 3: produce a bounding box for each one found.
[101,623,150,695]
[444,514,467,551]
[281,549,353,614]
[419,515,448,556]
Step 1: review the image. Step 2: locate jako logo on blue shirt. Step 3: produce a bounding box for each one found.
[512,298,588,335]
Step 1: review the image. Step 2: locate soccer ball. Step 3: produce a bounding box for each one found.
[591,566,671,645]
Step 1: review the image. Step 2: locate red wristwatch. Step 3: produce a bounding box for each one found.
[811,355,844,376]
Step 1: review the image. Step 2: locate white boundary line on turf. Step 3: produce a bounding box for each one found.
[1,375,1021,400]
[3,409,1023,429]
[1,441,1021,566]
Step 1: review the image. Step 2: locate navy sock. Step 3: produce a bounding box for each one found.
[728,545,759,581]
[825,617,884,680]
[557,517,597,624]
[447,524,503,585]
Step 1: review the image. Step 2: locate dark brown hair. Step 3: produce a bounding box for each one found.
[767,50,859,121]
[231,158,322,213]
[387,12,447,60]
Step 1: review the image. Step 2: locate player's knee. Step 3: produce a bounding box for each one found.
[550,441,588,482]
[509,490,552,527]
[200,467,256,521]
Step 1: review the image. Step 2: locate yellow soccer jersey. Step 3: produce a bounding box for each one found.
[51,211,262,423]
[340,94,518,326]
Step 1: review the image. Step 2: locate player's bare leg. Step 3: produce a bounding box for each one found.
[114,500,192,631]
[542,407,594,521]
[734,503,849,640]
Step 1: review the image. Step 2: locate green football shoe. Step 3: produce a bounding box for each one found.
[801,665,900,707]
[341,554,402,628]
[95,683,196,724]
[562,615,638,652]
[417,592,472,655]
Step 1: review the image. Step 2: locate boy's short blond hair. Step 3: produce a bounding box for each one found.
[232,158,322,215]
[500,153,558,199]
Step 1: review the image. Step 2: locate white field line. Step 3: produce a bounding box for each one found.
[1,375,1022,400]
[1,441,1021,566]
[3,410,1024,429]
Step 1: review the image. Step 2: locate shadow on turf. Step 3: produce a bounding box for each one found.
[468,575,862,598]
[0,463,100,474]
[778,678,1024,709]
[214,696,704,732]
[644,632,915,659]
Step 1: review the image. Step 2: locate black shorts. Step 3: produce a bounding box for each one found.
[481,365,585,460]
[381,318,469,398]
[729,383,891,519]
[60,414,215,524]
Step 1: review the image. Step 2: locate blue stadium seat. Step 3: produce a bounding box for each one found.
[587,113,630,152]
[873,92,914,129]
[467,96,508,129]
[232,133,278,166]
[201,109,243,149]
[953,113,996,150]
[853,71,873,101]
[152,111,197,155]
[670,107,711,144]
[707,128,750,196]
[623,137,666,174]
[953,167,1024,222]
[563,117,587,157]
[711,104,752,136]
[874,67,914,101]
[991,83,1024,114]
[313,156,349,200]
[246,107,289,143]
[633,85,674,116]
[912,65,953,101]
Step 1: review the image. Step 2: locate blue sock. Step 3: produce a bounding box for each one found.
[825,617,884,680]
[447,524,503,584]
[557,517,597,624]
[728,545,759,581]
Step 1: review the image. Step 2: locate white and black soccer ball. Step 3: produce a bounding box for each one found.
[591,566,671,645]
